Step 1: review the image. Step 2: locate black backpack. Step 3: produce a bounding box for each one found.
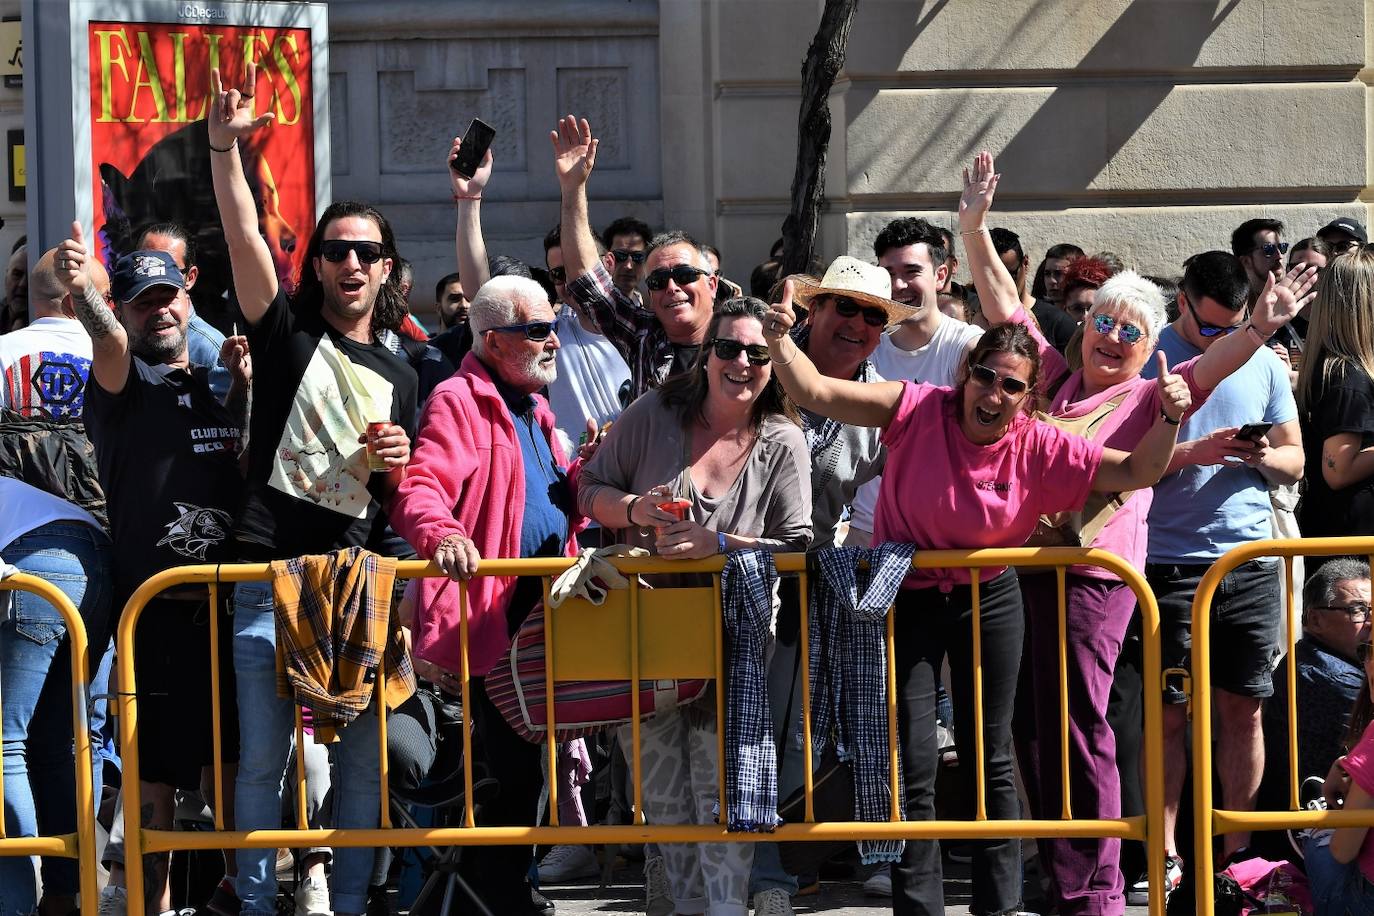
[0,407,108,530]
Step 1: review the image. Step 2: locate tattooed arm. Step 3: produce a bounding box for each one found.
[56,221,130,395]
[1321,432,1374,491]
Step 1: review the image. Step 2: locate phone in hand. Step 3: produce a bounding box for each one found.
[450,118,496,179]
[1236,422,1273,442]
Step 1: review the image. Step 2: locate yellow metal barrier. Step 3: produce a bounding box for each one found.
[115,547,1165,914]
[1192,536,1374,916]
[0,572,99,916]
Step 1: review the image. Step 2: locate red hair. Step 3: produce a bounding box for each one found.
[1062,256,1113,296]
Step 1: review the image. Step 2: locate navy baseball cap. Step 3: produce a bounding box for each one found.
[112,250,186,304]
[1318,217,1368,245]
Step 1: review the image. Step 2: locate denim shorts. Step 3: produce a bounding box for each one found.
[1146,558,1281,702]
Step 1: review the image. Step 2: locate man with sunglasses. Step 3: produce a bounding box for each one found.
[1232,218,1289,304]
[1141,249,1306,871]
[1318,217,1367,257]
[554,116,718,399]
[600,215,652,301]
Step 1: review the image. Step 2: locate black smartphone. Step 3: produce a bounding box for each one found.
[450,118,496,179]
[1236,422,1272,442]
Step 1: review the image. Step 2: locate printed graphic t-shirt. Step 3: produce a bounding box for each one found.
[84,358,241,603]
[236,289,419,559]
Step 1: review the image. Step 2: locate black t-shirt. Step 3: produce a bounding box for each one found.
[1031,297,1079,355]
[85,358,242,603]
[1300,361,1374,538]
[235,289,418,559]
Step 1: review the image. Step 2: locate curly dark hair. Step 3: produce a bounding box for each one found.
[659,297,801,432]
[956,322,1043,417]
[292,201,408,337]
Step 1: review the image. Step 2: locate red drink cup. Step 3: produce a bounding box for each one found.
[365,421,390,472]
[657,498,691,521]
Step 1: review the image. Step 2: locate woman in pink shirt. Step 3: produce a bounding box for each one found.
[1311,639,1374,915]
[763,278,1188,916]
[957,152,1316,916]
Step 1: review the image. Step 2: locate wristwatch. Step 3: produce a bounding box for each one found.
[717,532,728,555]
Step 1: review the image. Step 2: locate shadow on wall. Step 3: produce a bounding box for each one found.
[997,0,1241,199]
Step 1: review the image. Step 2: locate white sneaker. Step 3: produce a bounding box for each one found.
[537,843,600,883]
[644,854,674,916]
[753,887,795,914]
[862,867,893,897]
[294,875,333,916]
[98,886,127,916]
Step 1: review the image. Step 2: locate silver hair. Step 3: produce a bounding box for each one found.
[468,275,548,357]
[1089,269,1168,347]
[1304,557,1372,612]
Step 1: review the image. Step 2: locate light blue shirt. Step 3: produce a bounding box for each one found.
[1142,324,1296,563]
[185,309,230,404]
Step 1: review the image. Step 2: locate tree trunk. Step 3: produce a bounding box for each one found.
[780,0,860,278]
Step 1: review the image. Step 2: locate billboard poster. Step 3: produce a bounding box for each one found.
[82,7,324,328]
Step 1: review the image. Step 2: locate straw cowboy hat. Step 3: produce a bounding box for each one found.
[790,255,917,326]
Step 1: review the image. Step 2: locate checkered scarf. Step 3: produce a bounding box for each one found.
[809,543,914,864]
[720,549,781,832]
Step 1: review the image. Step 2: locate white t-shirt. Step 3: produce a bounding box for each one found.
[850,314,984,535]
[0,317,102,551]
[547,305,631,458]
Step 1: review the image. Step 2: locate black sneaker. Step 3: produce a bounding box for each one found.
[1164,855,1184,907]
[531,887,556,915]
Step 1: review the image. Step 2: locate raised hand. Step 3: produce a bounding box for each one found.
[550,115,598,192]
[1155,351,1191,423]
[1252,262,1319,333]
[448,134,493,199]
[208,63,275,151]
[54,221,90,296]
[220,333,251,388]
[959,150,1000,229]
[764,279,799,342]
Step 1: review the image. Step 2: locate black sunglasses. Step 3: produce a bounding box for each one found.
[489,321,555,341]
[319,239,385,265]
[832,296,889,328]
[645,266,709,291]
[1259,241,1290,259]
[709,338,770,365]
[1185,298,1244,338]
[969,363,1029,396]
[612,249,647,265]
[548,266,567,283]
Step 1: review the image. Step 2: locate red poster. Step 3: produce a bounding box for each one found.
[88,21,315,323]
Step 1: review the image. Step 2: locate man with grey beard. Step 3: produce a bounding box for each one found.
[54,230,247,916]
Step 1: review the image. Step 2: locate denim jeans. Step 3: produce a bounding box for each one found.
[232,580,380,916]
[1305,835,1374,916]
[0,521,111,916]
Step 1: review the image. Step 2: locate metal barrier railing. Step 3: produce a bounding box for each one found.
[115,547,1165,915]
[0,571,99,914]
[1192,536,1374,916]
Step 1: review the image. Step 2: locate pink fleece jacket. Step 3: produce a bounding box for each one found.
[390,353,580,676]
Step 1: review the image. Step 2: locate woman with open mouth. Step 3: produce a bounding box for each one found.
[762,249,1189,915]
[578,295,813,916]
[957,151,1317,916]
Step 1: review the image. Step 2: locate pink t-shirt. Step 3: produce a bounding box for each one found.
[1340,718,1374,883]
[1046,357,1208,578]
[873,381,1104,591]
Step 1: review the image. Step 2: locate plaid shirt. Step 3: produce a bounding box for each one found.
[270,547,416,742]
[809,543,913,864]
[568,262,685,399]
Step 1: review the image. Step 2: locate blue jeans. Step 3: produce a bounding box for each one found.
[0,522,111,916]
[1305,835,1374,916]
[232,580,381,916]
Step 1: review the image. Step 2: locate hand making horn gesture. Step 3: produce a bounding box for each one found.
[1155,351,1191,424]
[208,62,275,153]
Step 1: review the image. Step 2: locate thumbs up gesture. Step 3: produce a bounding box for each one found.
[1155,351,1190,424]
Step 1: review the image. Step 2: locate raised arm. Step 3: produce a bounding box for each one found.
[553,116,603,287]
[1191,263,1318,391]
[56,222,129,395]
[207,64,279,325]
[763,280,905,428]
[449,136,493,297]
[1091,352,1187,492]
[958,152,1022,326]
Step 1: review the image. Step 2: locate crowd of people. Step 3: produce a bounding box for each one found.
[7,66,1374,916]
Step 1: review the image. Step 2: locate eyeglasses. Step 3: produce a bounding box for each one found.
[1316,604,1372,624]
[548,266,567,284]
[1185,298,1244,338]
[831,296,889,328]
[968,363,1029,396]
[488,321,555,341]
[319,239,385,265]
[709,338,770,365]
[1259,241,1290,259]
[1359,641,1374,664]
[1092,313,1145,345]
[611,249,647,265]
[645,266,709,291]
